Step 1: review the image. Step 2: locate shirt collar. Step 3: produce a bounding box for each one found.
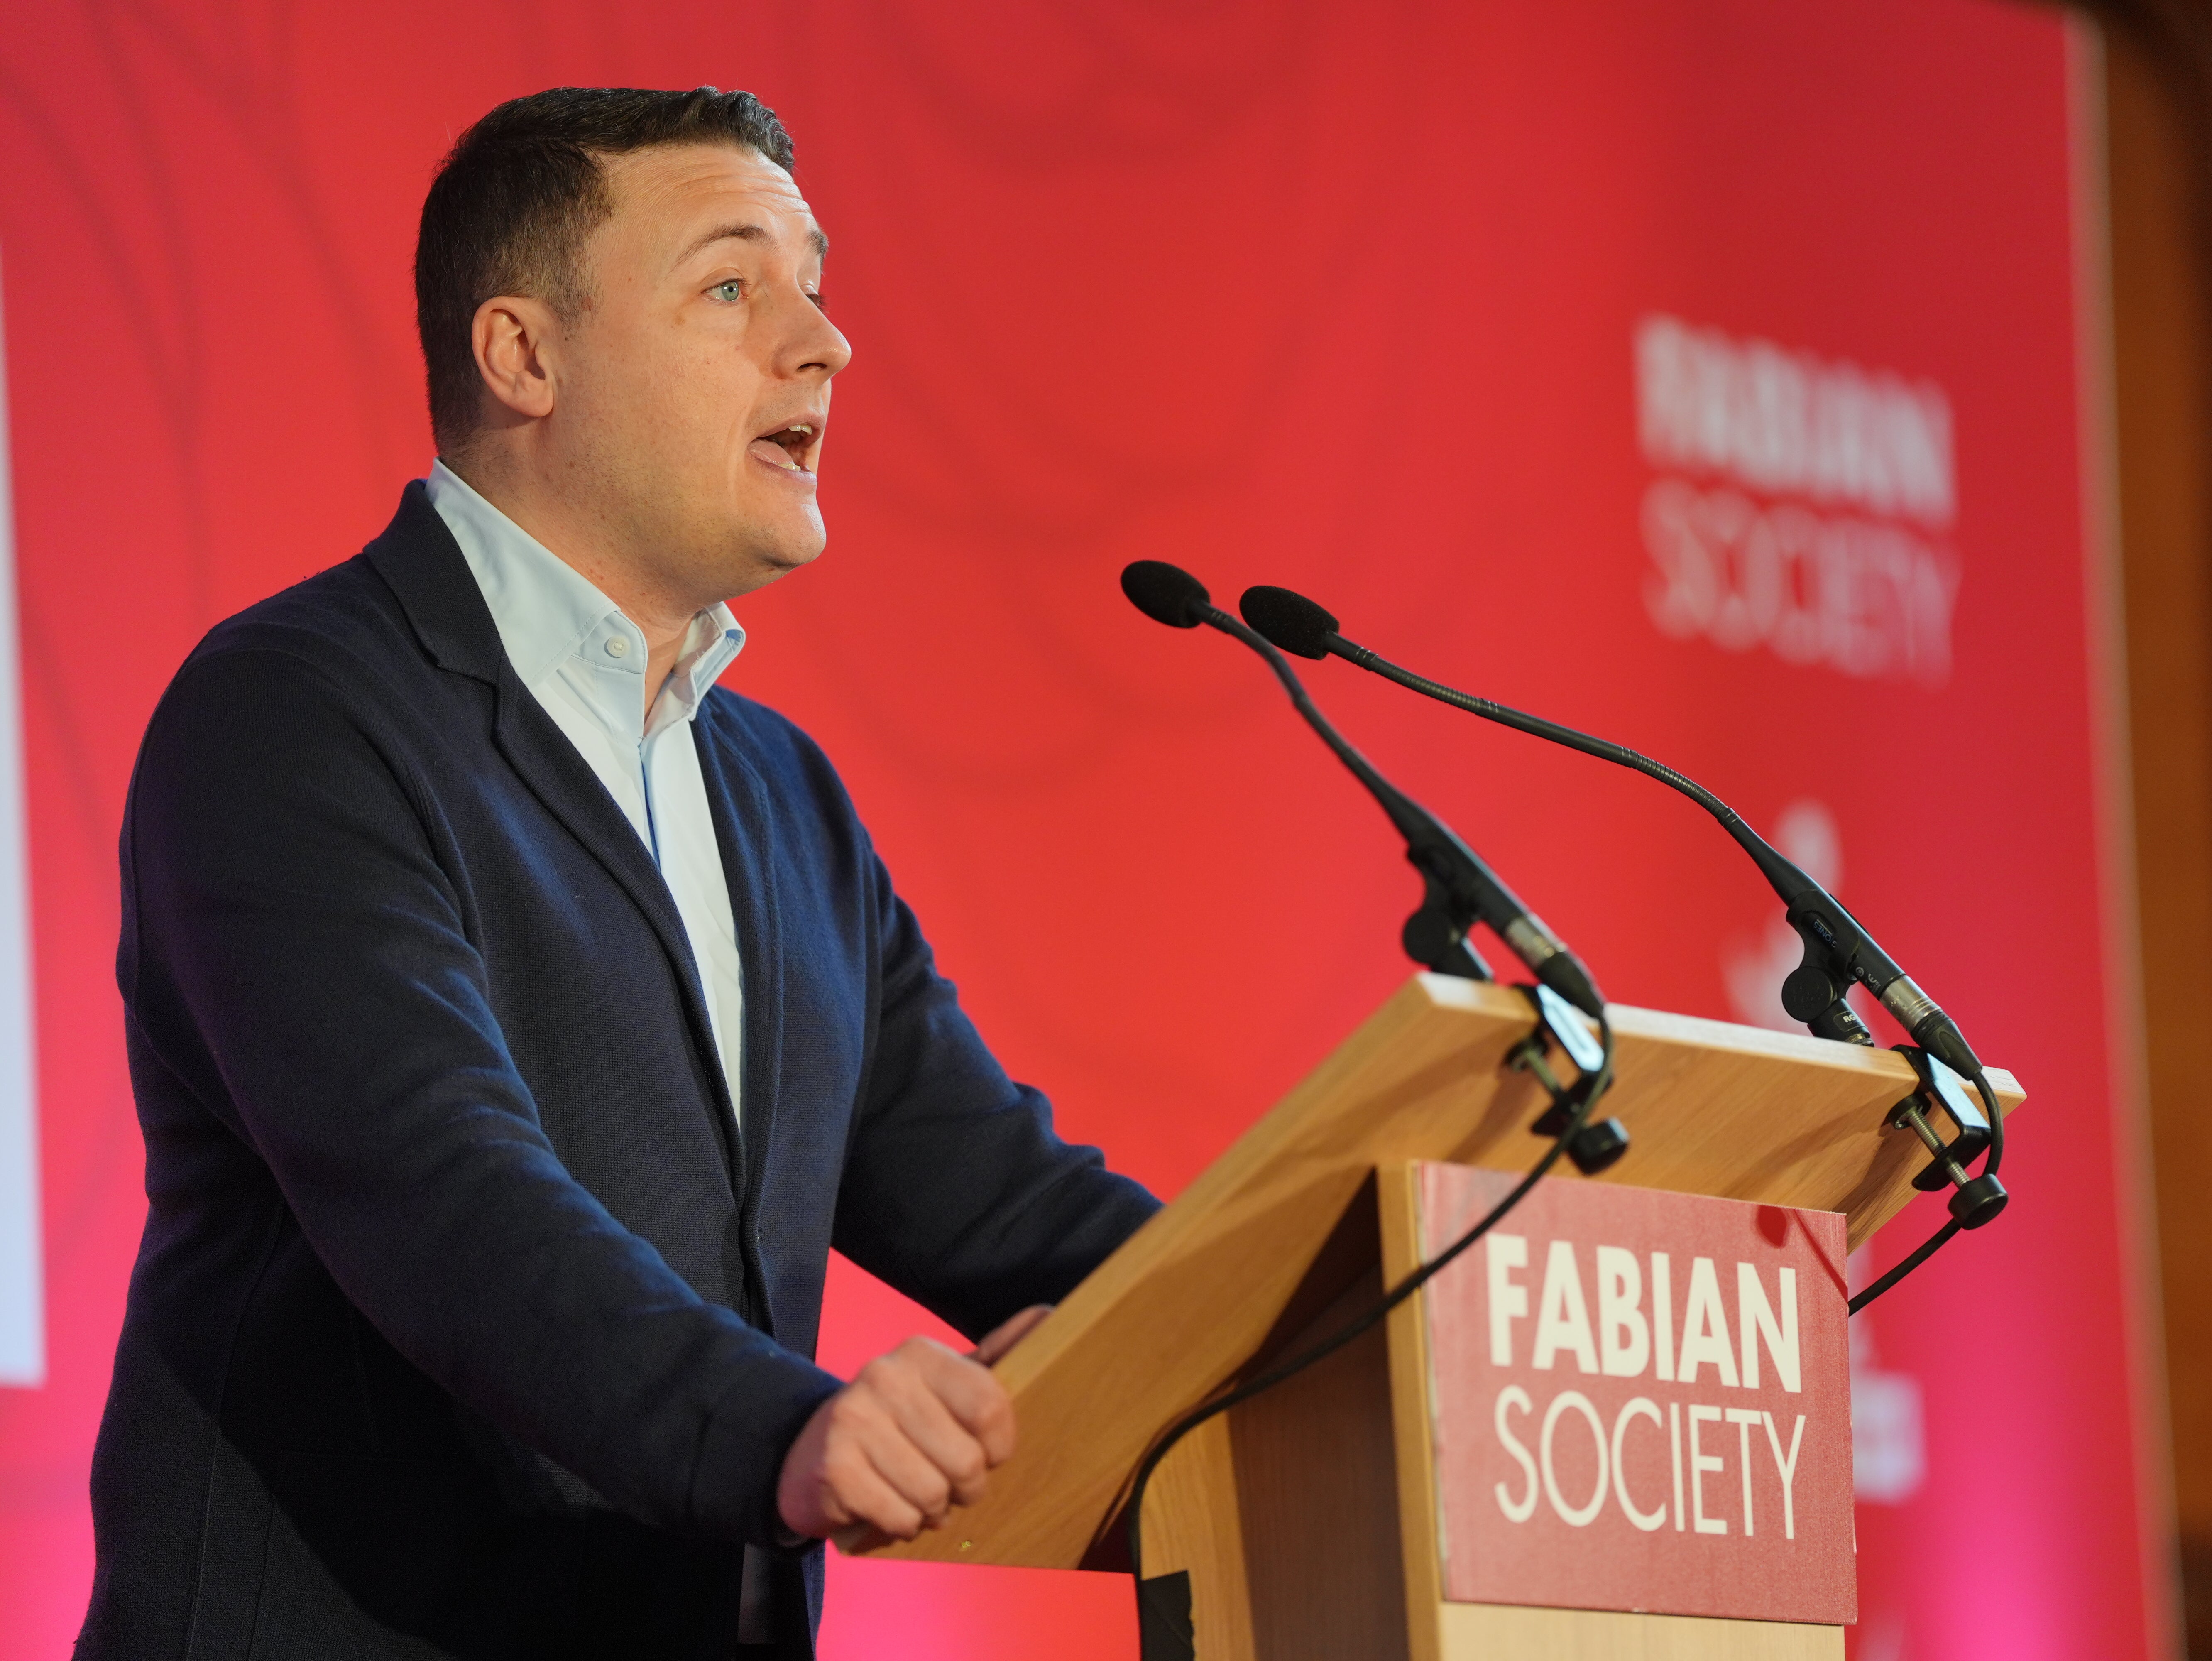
[423,459,746,730]
[653,607,746,736]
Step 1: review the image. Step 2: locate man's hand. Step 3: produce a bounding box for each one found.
[777,1305,1052,1546]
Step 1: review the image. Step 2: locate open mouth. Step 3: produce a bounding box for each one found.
[748,421,819,478]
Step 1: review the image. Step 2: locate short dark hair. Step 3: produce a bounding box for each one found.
[415,86,796,452]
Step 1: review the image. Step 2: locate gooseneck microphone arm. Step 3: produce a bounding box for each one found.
[1239,584,1978,1066]
[1237,582,2007,1313]
[1353,647,1893,1041]
[1121,561,1605,1018]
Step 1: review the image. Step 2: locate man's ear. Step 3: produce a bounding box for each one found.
[471,295,560,424]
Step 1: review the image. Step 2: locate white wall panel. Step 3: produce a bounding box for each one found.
[0,251,44,1386]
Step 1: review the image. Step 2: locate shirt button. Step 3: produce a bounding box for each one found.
[604,636,631,658]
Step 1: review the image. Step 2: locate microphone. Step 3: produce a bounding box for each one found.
[1237,582,2010,1281]
[1121,561,1606,1022]
[1120,560,1213,630]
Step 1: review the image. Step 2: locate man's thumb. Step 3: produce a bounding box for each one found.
[971,1304,1052,1367]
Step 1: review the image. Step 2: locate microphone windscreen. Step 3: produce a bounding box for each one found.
[1239,586,1338,659]
[1121,561,1211,628]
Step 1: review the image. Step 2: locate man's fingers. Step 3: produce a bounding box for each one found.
[972,1304,1052,1367]
[859,1409,959,1527]
[825,1436,930,1540]
[887,1387,993,1508]
[866,1347,997,1507]
[778,1330,1033,1548]
[898,1339,1019,1467]
[778,1384,951,1542]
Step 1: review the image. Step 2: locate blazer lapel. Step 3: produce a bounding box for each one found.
[492,689,743,1182]
[361,484,741,1192]
[690,704,785,1237]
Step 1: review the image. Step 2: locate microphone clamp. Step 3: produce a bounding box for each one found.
[1889,1046,2008,1229]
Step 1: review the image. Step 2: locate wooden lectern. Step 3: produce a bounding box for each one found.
[860,974,2024,1659]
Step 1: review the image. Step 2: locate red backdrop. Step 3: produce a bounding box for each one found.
[0,2,2170,1657]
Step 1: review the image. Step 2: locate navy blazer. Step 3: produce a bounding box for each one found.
[77,484,1158,1659]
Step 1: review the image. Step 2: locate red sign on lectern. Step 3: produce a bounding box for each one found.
[1416,1163,1855,1624]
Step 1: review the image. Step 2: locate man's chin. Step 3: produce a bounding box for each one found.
[721,523,825,598]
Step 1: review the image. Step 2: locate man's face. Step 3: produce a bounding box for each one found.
[555,142,850,601]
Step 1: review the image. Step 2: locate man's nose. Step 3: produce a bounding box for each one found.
[777,287,852,379]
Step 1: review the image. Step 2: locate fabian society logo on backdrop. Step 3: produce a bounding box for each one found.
[1635,313,1959,688]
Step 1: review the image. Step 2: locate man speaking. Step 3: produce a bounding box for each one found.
[76,86,1157,1659]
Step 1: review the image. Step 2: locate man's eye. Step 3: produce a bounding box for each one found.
[709,280,745,302]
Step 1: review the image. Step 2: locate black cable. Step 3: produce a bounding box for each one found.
[1847,1070,2004,1313]
[1847,1221,1960,1314]
[1126,1014,1614,1627]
